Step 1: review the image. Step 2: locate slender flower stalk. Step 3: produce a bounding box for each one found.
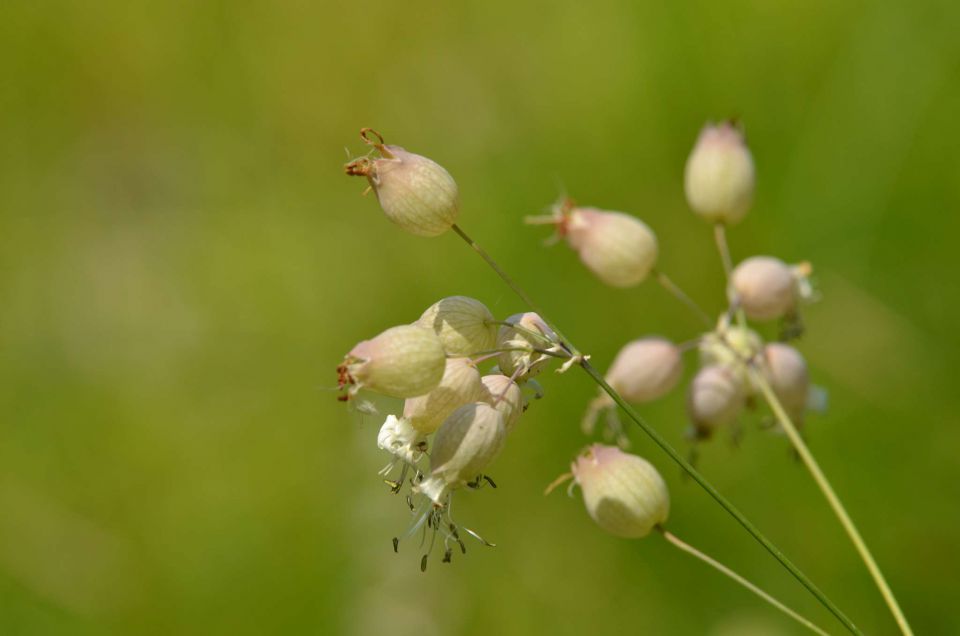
[449,222,861,636]
[657,527,831,636]
[653,269,713,327]
[749,367,914,636]
[713,223,748,329]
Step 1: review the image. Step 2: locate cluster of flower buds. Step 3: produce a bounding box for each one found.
[338,290,578,569]
[341,122,826,575]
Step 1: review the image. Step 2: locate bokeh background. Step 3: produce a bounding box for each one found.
[2,1,959,634]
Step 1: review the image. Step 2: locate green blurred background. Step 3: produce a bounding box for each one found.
[2,0,959,634]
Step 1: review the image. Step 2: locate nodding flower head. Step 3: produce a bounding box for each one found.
[761,343,811,424]
[496,312,560,381]
[528,200,658,287]
[571,444,670,539]
[345,129,459,237]
[731,256,811,321]
[417,296,498,356]
[480,374,525,433]
[687,365,745,437]
[403,357,487,435]
[684,121,755,225]
[339,325,446,399]
[416,402,506,506]
[605,337,683,403]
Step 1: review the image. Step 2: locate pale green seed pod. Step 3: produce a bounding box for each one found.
[684,122,755,225]
[572,444,669,539]
[564,207,659,287]
[731,256,799,321]
[341,325,446,398]
[346,133,458,237]
[416,402,506,505]
[761,343,810,424]
[403,357,487,435]
[417,296,497,356]
[480,374,524,433]
[497,312,557,381]
[687,365,745,435]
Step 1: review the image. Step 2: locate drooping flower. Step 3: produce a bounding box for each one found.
[417,296,498,356]
[415,402,507,506]
[339,325,446,399]
[570,444,670,538]
[687,365,746,437]
[403,357,487,435]
[684,121,755,225]
[480,374,525,433]
[496,312,560,381]
[731,256,812,321]
[528,200,658,287]
[345,129,459,237]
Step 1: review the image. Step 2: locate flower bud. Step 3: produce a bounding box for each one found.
[684,122,755,225]
[403,357,487,435]
[345,130,458,237]
[731,256,807,321]
[687,365,745,435]
[563,206,659,287]
[416,402,506,505]
[339,325,446,399]
[416,296,497,356]
[699,325,763,389]
[480,374,524,433]
[497,312,558,381]
[605,337,683,403]
[761,343,810,423]
[572,444,669,538]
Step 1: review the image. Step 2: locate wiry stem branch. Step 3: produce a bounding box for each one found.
[450,223,860,636]
[749,367,914,636]
[658,527,831,636]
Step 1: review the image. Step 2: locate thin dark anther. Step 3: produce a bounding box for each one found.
[384,479,401,493]
[420,554,428,572]
[406,494,415,511]
[392,537,399,553]
[483,475,497,488]
[442,548,452,563]
[458,538,466,554]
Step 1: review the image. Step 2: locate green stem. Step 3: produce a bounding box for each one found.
[658,527,831,636]
[450,223,861,636]
[653,269,713,328]
[749,367,914,636]
[713,223,748,330]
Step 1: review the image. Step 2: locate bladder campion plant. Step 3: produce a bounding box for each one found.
[338,124,913,635]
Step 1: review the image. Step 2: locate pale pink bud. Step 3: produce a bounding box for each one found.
[761,343,810,423]
[339,325,446,399]
[416,402,506,505]
[563,207,658,287]
[731,256,805,321]
[605,337,683,403]
[345,130,458,237]
[684,122,755,225]
[403,357,487,435]
[496,312,558,381]
[572,444,669,538]
[480,374,524,433]
[687,365,745,434]
[416,296,497,356]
